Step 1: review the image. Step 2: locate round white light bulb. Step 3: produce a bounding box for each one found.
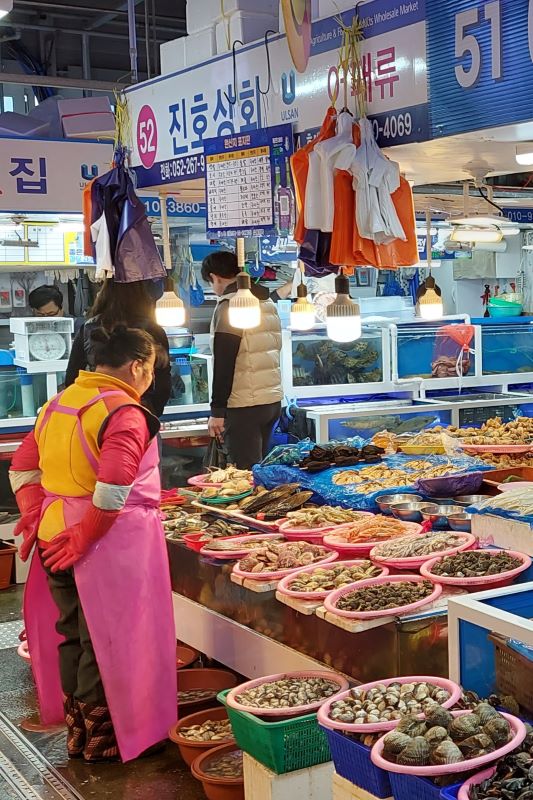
[326,313,362,342]
[155,290,186,326]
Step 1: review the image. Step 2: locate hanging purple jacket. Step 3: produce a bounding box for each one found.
[90,161,166,283]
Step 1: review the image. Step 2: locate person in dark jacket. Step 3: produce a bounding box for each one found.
[65,279,171,417]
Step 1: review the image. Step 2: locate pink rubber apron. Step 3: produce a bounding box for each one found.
[23,390,177,762]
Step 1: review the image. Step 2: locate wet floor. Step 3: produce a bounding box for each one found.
[0,585,205,799]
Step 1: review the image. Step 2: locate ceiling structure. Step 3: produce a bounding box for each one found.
[0,0,186,83]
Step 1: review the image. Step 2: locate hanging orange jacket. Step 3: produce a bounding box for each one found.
[291,108,337,245]
[82,178,95,257]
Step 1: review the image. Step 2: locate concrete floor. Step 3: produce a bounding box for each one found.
[0,585,205,800]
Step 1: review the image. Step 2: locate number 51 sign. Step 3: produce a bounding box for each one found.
[428,0,533,138]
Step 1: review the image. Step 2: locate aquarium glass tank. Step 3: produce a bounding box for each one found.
[328,408,452,440]
[481,323,533,376]
[291,328,384,387]
[396,323,476,380]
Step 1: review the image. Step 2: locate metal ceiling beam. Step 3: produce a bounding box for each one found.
[87,0,142,31]
[0,18,172,41]
[13,1,185,29]
[0,70,120,90]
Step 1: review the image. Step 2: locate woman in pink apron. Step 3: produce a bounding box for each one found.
[10,325,176,763]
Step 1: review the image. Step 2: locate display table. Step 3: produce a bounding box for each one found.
[167,540,449,682]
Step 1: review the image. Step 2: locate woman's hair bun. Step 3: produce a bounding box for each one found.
[89,324,155,369]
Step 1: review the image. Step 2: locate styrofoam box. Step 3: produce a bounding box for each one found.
[57,96,111,118]
[333,773,393,800]
[160,36,186,75]
[185,28,217,67]
[188,0,278,34]
[472,513,533,556]
[216,11,278,53]
[62,112,115,139]
[0,112,50,138]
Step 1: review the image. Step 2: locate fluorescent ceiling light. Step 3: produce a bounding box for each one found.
[516,143,533,165]
[0,0,13,19]
[451,214,517,229]
[451,226,503,244]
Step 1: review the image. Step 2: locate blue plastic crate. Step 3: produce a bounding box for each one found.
[390,773,461,800]
[320,725,392,798]
[440,785,460,800]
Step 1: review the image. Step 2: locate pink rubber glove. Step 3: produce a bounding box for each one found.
[14,484,44,562]
[42,505,119,572]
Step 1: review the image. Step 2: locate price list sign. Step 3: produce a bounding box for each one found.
[204,124,293,238]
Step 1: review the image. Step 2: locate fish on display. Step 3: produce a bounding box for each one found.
[341,415,439,434]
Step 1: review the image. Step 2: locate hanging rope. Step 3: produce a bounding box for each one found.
[334,10,365,118]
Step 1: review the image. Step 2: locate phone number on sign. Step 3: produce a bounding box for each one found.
[371,112,413,142]
[160,154,206,182]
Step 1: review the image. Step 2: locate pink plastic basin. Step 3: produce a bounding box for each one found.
[278,512,373,538]
[457,767,496,800]
[277,560,390,601]
[188,474,223,488]
[317,675,462,734]
[498,481,533,492]
[323,574,442,619]
[370,532,476,570]
[200,533,283,560]
[323,521,423,557]
[420,548,532,590]
[371,710,526,776]
[232,547,338,581]
[226,670,349,718]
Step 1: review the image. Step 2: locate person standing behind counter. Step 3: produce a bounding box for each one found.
[201,252,283,470]
[29,285,65,317]
[65,279,171,418]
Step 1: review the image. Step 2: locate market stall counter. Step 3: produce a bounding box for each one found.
[167,538,449,683]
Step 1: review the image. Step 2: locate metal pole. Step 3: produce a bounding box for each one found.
[144,0,151,78]
[159,193,172,269]
[127,0,139,83]
[81,32,92,96]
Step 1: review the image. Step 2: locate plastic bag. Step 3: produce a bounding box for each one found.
[203,438,229,470]
[431,324,475,378]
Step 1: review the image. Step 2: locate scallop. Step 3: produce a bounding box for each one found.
[396,736,431,766]
[430,740,464,766]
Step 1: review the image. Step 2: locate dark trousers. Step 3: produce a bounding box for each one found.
[40,551,106,705]
[225,401,281,469]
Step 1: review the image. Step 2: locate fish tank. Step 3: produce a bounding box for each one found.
[282,326,389,399]
[478,321,533,378]
[166,354,212,410]
[308,404,453,443]
[0,368,49,420]
[393,321,476,381]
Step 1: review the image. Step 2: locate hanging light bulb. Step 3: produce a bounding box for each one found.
[290,274,315,330]
[416,275,443,321]
[156,279,186,326]
[228,271,261,329]
[326,273,361,343]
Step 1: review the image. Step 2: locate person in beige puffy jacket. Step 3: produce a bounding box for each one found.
[201,252,283,469]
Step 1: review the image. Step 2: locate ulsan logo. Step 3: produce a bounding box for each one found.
[281,0,312,73]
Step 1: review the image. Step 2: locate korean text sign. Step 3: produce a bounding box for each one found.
[0,138,113,213]
[428,0,533,137]
[126,0,428,187]
[204,124,294,238]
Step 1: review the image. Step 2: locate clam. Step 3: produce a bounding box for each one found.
[382,730,413,756]
[425,726,449,746]
[413,683,430,701]
[396,736,431,766]
[425,705,454,729]
[475,702,500,725]
[396,717,428,738]
[458,733,495,757]
[449,715,481,741]
[484,715,511,746]
[430,740,464,765]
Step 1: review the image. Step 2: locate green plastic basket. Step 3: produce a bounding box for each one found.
[217,689,331,774]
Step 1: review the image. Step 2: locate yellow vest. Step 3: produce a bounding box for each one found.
[35,371,142,541]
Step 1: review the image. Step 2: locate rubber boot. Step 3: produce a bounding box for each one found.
[78,701,119,763]
[63,694,85,758]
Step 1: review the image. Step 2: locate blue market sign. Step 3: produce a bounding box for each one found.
[428,0,533,137]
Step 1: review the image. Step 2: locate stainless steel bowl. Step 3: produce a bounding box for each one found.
[453,495,490,507]
[448,513,472,532]
[376,493,423,515]
[420,504,464,529]
[390,502,431,523]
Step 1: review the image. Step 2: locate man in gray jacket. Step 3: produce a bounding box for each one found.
[201,252,283,469]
